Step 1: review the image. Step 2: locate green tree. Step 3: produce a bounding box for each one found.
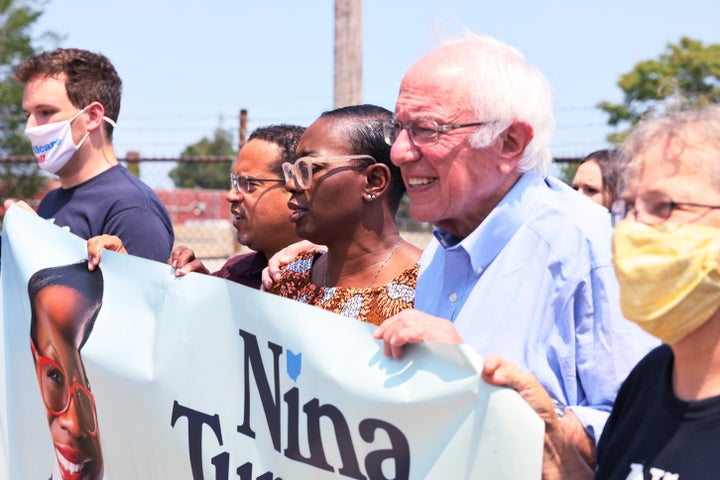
[169,127,235,189]
[0,0,61,202]
[1,0,38,155]
[598,37,720,143]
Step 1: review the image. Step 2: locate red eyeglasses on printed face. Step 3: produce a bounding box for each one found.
[31,339,98,436]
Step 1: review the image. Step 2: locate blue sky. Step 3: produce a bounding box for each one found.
[31,1,720,163]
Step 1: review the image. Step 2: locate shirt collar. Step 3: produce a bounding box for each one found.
[432,171,545,273]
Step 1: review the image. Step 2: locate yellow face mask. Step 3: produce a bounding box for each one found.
[612,220,720,344]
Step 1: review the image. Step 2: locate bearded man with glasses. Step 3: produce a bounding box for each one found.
[168,124,306,288]
[88,125,305,289]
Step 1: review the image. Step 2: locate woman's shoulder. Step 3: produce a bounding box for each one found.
[271,251,322,296]
[284,251,319,275]
[392,262,419,286]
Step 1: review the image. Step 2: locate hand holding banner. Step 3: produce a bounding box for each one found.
[0,207,542,479]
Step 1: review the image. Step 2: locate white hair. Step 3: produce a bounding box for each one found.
[438,31,555,176]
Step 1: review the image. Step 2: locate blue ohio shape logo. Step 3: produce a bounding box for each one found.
[286,349,302,382]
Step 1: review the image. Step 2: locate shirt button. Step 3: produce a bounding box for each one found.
[476,267,484,275]
[449,293,458,302]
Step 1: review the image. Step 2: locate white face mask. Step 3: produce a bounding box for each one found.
[24,106,117,175]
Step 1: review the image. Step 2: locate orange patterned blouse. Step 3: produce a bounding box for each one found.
[270,252,418,326]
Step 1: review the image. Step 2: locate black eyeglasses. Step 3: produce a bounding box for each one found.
[230,173,284,194]
[611,191,720,226]
[383,118,495,147]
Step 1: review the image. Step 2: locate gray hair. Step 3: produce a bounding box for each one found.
[622,105,720,193]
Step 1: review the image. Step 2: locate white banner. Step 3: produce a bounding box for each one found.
[0,207,542,480]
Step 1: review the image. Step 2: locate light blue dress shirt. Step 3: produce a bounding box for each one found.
[415,171,659,441]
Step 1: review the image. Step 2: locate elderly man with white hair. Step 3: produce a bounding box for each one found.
[372,32,658,475]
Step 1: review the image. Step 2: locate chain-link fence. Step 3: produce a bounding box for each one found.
[0,156,433,268]
[0,155,582,268]
[0,156,246,270]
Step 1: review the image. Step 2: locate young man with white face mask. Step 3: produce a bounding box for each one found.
[8,48,173,262]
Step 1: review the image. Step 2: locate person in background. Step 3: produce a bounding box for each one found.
[270,104,421,325]
[365,32,658,476]
[87,124,306,289]
[28,260,104,480]
[571,148,626,209]
[8,48,173,262]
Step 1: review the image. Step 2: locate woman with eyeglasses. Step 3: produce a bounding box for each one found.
[28,260,104,480]
[269,104,421,325]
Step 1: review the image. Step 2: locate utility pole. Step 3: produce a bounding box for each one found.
[334,0,362,108]
[238,109,248,149]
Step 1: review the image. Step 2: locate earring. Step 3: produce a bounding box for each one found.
[364,193,376,201]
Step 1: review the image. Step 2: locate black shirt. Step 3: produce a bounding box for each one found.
[596,344,720,479]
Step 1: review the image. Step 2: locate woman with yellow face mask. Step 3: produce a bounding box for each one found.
[595,105,720,478]
[472,106,720,479]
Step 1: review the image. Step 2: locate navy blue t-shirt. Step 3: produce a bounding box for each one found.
[37,165,174,263]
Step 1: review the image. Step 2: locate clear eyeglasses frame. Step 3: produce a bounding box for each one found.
[229,172,285,194]
[281,155,376,191]
[611,191,720,226]
[383,118,495,147]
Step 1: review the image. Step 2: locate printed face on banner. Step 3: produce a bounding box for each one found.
[29,268,104,480]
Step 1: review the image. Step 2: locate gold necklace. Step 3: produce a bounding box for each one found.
[324,240,403,287]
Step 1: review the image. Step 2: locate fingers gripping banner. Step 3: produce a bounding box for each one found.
[0,207,542,479]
